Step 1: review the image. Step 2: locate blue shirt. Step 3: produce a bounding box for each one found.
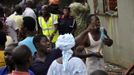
[0,66,35,75]
[19,37,36,55]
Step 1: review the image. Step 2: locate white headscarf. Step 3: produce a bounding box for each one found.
[56,34,75,71]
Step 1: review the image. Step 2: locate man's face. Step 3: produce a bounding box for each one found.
[39,37,51,54]
[4,46,14,65]
[90,16,100,30]
[42,6,49,16]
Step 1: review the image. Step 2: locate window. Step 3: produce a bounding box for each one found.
[94,0,118,16]
[104,0,117,13]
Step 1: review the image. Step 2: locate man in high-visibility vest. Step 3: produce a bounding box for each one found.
[38,5,59,48]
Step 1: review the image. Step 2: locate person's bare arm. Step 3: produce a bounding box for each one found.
[103,29,113,46]
[74,46,103,58]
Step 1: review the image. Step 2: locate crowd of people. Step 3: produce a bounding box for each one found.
[0,0,113,75]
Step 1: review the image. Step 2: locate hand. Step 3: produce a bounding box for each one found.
[103,38,113,46]
[91,52,103,58]
[50,34,54,41]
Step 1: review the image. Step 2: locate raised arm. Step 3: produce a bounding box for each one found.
[103,29,113,46]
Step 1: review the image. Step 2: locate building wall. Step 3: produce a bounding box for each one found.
[88,0,134,68]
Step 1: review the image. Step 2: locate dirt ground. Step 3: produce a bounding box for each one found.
[105,63,126,75]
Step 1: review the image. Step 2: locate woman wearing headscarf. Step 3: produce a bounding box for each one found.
[47,34,87,75]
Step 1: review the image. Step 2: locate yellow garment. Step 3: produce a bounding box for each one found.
[0,51,5,67]
[38,14,59,43]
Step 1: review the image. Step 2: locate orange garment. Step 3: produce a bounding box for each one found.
[0,50,5,67]
[49,0,60,5]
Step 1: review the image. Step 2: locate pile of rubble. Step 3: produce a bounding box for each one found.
[105,63,126,75]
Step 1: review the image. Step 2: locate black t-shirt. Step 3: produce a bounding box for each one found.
[58,16,76,35]
[31,49,62,75]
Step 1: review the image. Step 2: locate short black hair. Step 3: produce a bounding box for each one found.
[23,17,35,31]
[26,0,34,8]
[15,5,23,15]
[63,6,70,12]
[90,70,108,75]
[33,34,48,49]
[12,45,32,66]
[86,14,96,27]
[86,14,96,24]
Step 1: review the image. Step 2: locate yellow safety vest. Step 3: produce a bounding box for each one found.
[38,14,59,43]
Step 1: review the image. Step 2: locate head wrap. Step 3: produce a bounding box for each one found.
[56,34,75,71]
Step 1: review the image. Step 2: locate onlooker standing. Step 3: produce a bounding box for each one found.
[23,0,36,20]
[0,43,35,75]
[9,45,33,75]
[5,8,18,43]
[23,0,38,31]
[58,6,77,35]
[75,14,113,74]
[0,43,17,75]
[31,34,61,75]
[19,17,36,55]
[13,5,23,33]
[47,34,87,75]
[38,5,59,48]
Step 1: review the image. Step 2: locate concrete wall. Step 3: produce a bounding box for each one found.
[88,0,134,68]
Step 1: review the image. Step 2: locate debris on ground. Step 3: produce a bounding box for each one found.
[105,63,126,75]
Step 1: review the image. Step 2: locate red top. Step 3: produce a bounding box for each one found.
[9,71,29,75]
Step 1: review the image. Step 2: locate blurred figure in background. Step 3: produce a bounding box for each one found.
[0,43,35,75]
[13,5,23,39]
[19,17,36,56]
[38,5,59,48]
[9,45,33,75]
[0,43,17,75]
[23,0,38,32]
[58,6,77,35]
[4,7,18,43]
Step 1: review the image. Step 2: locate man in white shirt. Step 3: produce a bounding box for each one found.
[5,8,18,43]
[14,5,23,31]
[47,34,87,75]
